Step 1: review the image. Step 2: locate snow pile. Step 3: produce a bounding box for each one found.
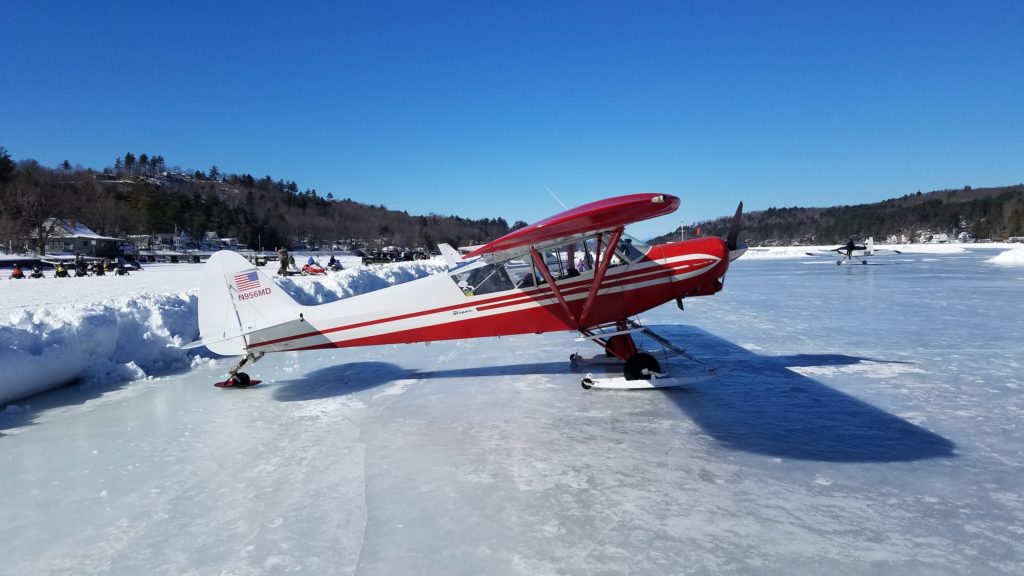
[741,247,817,259]
[275,260,448,305]
[0,292,199,405]
[738,243,979,260]
[0,261,447,406]
[987,246,1024,266]
[889,243,967,254]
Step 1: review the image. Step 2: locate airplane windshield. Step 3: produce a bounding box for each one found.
[615,234,649,263]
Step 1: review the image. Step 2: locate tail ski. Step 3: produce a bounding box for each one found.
[193,250,305,355]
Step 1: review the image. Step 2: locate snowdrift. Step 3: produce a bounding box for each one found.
[0,261,447,406]
[987,246,1024,266]
[741,243,971,260]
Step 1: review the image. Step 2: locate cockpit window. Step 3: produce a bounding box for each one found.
[616,234,649,263]
[450,232,649,296]
[451,262,515,296]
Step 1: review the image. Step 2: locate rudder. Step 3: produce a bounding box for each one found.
[198,250,304,355]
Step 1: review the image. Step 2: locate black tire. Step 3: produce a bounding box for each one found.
[623,353,661,381]
[231,372,251,387]
[581,378,593,390]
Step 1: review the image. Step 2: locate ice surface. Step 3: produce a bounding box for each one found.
[2,248,1023,575]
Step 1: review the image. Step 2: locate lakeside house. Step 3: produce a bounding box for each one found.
[40,218,130,257]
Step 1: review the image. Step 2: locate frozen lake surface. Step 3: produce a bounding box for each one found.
[2,250,1022,575]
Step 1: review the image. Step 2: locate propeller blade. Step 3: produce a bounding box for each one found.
[726,201,743,251]
[725,201,746,261]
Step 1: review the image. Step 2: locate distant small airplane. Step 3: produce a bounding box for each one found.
[185,194,746,390]
[806,237,901,265]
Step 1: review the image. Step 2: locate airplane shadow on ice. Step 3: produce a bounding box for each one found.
[271,360,574,403]
[647,325,955,463]
[271,327,955,464]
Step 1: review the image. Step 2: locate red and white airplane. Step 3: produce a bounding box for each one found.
[186,193,746,389]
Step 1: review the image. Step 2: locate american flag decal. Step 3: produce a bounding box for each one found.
[234,270,261,291]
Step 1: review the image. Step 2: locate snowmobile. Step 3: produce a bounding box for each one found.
[302,263,327,275]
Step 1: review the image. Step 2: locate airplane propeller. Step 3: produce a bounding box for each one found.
[725,201,747,261]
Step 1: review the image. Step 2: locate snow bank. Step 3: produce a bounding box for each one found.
[987,246,1024,266]
[888,243,967,254]
[275,261,447,305]
[0,292,199,405]
[740,247,817,259]
[0,261,447,406]
[740,243,972,260]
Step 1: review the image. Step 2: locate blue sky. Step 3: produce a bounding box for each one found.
[3,1,1022,239]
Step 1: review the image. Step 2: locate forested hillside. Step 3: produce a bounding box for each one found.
[650,185,1024,246]
[0,147,517,252]
[4,146,1020,253]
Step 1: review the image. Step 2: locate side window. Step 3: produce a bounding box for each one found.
[596,233,625,267]
[451,263,515,296]
[538,238,598,280]
[504,258,537,289]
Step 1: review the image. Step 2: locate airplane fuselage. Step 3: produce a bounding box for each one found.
[242,237,730,352]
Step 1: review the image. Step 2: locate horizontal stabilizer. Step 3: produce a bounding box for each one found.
[180,339,207,351]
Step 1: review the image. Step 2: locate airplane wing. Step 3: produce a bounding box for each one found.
[805,247,847,257]
[804,247,903,257]
[464,193,679,262]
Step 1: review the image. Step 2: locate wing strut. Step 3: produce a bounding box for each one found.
[577,226,623,327]
[530,247,579,330]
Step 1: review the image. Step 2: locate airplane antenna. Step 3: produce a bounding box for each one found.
[546,187,568,210]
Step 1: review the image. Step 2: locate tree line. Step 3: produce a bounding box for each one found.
[649,185,1024,246]
[0,147,519,254]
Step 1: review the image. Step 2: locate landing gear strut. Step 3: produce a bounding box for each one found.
[575,319,720,390]
[217,351,265,388]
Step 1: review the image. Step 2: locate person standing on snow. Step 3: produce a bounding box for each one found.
[277,246,289,276]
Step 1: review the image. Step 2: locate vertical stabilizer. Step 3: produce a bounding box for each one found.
[198,251,304,355]
[437,243,462,268]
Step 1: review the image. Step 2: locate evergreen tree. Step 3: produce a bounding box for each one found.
[0,146,14,182]
[124,152,136,176]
